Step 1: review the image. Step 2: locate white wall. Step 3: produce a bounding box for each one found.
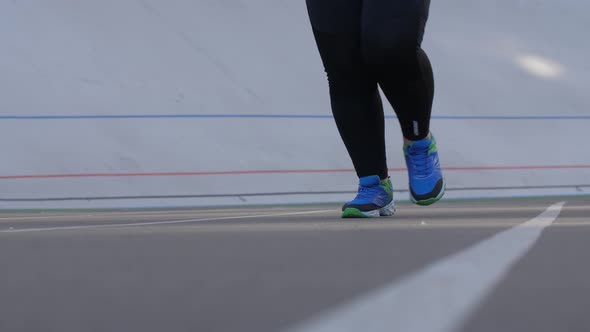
[1,0,589,209]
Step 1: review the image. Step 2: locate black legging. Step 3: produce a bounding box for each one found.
[306,0,434,180]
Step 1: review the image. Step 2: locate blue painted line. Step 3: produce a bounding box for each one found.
[0,114,589,120]
[0,114,332,120]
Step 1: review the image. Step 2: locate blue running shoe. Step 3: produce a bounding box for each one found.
[342,175,396,218]
[404,135,446,206]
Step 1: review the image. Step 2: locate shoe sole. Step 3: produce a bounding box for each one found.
[341,200,396,218]
[410,178,446,206]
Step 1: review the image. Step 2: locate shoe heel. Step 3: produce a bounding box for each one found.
[379,200,396,216]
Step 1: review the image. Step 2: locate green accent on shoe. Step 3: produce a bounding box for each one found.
[414,196,443,206]
[342,208,372,218]
[427,140,437,154]
[380,178,394,197]
[404,145,411,157]
[403,136,438,155]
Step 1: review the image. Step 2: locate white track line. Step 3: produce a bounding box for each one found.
[0,215,85,221]
[0,209,335,233]
[287,202,565,332]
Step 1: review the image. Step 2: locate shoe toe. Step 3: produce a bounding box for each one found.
[410,178,444,200]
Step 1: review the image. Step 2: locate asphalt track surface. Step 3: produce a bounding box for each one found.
[0,197,589,332]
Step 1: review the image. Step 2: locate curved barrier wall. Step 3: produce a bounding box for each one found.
[1,0,588,208]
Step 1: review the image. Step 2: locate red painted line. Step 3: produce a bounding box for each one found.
[1,165,589,180]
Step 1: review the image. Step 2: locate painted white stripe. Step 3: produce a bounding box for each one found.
[516,54,564,78]
[0,214,91,221]
[287,202,565,332]
[0,209,334,233]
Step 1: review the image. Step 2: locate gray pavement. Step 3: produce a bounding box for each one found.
[0,197,588,332]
